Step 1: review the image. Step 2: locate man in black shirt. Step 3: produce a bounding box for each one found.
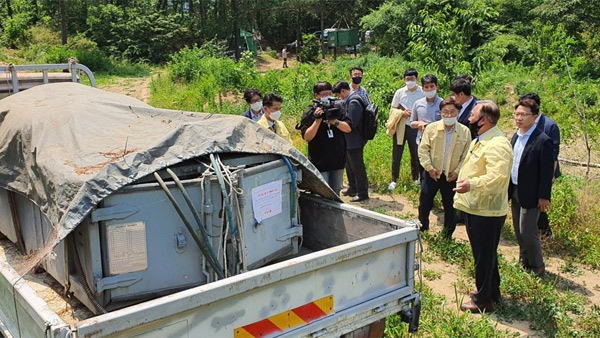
[298,81,352,195]
[333,80,369,202]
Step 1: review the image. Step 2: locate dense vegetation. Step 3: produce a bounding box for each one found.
[2,0,600,337]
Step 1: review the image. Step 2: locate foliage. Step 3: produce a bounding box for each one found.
[1,12,32,48]
[297,33,320,63]
[86,4,189,63]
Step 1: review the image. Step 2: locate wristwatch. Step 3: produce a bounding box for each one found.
[334,120,340,127]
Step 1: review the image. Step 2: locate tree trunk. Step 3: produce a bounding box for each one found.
[6,0,13,18]
[59,0,67,45]
[232,0,240,61]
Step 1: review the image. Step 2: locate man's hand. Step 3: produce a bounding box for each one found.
[327,119,337,126]
[314,107,323,120]
[417,121,427,131]
[453,179,470,193]
[403,109,412,118]
[428,169,439,181]
[447,171,458,182]
[538,198,551,212]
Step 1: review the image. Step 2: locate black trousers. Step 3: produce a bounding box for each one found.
[418,172,457,237]
[391,125,420,182]
[346,146,369,198]
[465,213,505,304]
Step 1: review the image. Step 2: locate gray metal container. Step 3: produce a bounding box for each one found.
[0,154,302,312]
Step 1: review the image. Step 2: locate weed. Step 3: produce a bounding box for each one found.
[423,269,442,281]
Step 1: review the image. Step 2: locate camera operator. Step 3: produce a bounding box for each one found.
[298,81,351,195]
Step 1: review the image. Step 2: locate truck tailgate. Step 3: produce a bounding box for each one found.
[75,228,417,337]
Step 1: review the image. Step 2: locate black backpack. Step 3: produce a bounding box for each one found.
[350,95,379,140]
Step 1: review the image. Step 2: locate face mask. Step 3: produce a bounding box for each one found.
[405,81,417,89]
[443,117,457,126]
[470,115,484,135]
[250,101,262,111]
[270,110,282,121]
[424,89,437,99]
[352,76,362,85]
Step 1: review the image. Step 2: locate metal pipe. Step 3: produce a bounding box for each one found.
[153,172,225,279]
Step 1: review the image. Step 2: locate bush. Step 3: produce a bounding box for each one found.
[1,12,32,48]
[297,34,320,63]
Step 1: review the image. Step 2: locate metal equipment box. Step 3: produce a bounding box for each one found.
[1,153,303,312]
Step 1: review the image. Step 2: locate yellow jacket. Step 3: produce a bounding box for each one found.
[418,121,471,175]
[257,115,291,143]
[453,126,513,217]
[385,108,407,145]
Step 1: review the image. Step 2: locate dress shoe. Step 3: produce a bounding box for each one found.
[350,195,369,202]
[460,300,495,313]
[530,265,545,277]
[341,188,356,196]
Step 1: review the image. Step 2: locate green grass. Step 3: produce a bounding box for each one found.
[385,285,519,338]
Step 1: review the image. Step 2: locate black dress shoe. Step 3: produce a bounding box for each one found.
[350,195,369,202]
[460,300,495,313]
[341,188,356,196]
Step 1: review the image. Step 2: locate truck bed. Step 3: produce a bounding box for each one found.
[0,194,419,338]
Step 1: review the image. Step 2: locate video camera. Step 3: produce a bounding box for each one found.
[312,97,343,121]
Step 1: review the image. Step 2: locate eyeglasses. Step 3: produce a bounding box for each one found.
[513,113,534,118]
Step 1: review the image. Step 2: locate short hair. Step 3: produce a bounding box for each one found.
[515,98,540,115]
[404,68,418,78]
[519,92,541,106]
[313,81,333,94]
[456,74,472,83]
[263,93,283,107]
[450,79,471,96]
[439,97,462,112]
[243,88,261,103]
[332,80,351,93]
[476,100,500,124]
[349,67,363,75]
[421,74,438,86]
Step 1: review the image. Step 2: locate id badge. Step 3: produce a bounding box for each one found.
[327,129,334,138]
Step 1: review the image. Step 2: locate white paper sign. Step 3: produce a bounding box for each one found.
[252,180,283,223]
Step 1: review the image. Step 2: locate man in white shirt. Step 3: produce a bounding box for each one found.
[387,68,424,189]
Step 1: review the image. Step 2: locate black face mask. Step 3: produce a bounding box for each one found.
[352,76,362,85]
[469,115,484,136]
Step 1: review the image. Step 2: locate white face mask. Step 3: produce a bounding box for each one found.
[424,89,437,99]
[270,110,282,121]
[250,101,262,111]
[405,81,417,89]
[443,117,457,126]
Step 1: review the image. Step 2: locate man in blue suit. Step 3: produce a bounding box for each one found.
[520,93,560,239]
[451,78,478,139]
[510,98,554,276]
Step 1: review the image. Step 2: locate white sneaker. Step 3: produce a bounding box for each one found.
[387,181,397,190]
[413,179,420,185]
